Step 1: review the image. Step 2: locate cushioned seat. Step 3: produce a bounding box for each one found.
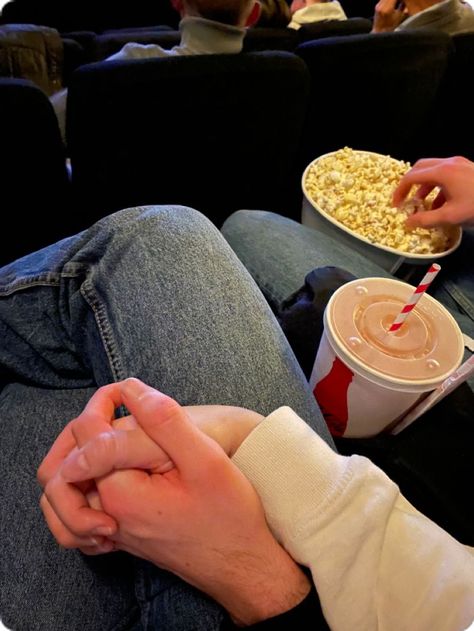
[417,31,474,161]
[295,30,452,166]
[67,51,310,227]
[0,78,73,266]
[297,17,372,42]
[242,27,299,51]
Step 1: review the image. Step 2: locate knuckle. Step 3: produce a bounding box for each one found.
[94,431,120,463]
[37,462,48,487]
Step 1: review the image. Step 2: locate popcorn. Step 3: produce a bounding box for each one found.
[304,148,450,255]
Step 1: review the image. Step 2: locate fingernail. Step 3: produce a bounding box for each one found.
[121,378,149,401]
[92,526,114,536]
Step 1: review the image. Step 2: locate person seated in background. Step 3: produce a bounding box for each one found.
[288,0,347,29]
[50,0,261,140]
[372,0,474,34]
[1,156,474,631]
[254,0,292,27]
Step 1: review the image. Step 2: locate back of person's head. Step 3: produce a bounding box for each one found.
[258,0,291,27]
[177,0,260,26]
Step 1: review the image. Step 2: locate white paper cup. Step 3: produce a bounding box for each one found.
[309,278,464,437]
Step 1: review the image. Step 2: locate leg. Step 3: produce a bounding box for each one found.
[0,206,332,631]
[0,206,332,430]
[0,385,140,631]
[221,210,391,309]
[221,210,474,385]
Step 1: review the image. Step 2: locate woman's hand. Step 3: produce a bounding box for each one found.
[393,156,474,228]
[39,379,309,625]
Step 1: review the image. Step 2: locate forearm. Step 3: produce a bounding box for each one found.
[233,407,474,631]
[206,542,311,627]
[220,581,327,630]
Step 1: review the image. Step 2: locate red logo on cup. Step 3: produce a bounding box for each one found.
[313,357,354,436]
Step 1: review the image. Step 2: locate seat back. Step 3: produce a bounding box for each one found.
[420,31,474,161]
[0,78,72,266]
[295,31,452,166]
[242,27,299,51]
[67,52,310,226]
[297,17,372,42]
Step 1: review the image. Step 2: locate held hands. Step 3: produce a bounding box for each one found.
[38,379,310,624]
[393,156,474,228]
[37,382,263,553]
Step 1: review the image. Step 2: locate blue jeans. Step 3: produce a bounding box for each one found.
[0,206,332,631]
[222,211,474,331]
[222,211,474,377]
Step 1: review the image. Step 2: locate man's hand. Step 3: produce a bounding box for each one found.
[42,379,310,625]
[372,0,406,32]
[60,402,263,483]
[37,384,125,554]
[38,382,263,555]
[393,156,474,228]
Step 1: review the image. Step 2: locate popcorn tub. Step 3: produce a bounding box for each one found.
[301,149,462,274]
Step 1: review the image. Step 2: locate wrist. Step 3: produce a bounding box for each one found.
[227,411,263,458]
[210,539,311,626]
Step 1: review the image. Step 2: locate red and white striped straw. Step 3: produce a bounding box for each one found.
[389,263,441,333]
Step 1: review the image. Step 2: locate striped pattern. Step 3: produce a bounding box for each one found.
[389,263,441,332]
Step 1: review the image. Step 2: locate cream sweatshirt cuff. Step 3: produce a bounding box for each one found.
[232,406,352,551]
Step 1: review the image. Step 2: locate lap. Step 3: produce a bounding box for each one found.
[0,385,138,631]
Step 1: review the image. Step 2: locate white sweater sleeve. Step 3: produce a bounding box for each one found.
[232,407,474,631]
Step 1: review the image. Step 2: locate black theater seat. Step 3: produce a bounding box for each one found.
[66,52,310,227]
[295,30,452,166]
[0,78,74,266]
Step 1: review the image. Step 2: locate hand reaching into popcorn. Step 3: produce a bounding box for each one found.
[393,156,474,228]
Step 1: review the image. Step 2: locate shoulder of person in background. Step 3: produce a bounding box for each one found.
[288,0,347,29]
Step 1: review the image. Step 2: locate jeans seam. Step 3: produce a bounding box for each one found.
[243,263,284,310]
[80,278,126,383]
[0,278,60,297]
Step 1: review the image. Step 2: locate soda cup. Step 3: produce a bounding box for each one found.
[309,277,464,437]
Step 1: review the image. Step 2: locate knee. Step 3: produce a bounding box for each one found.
[222,210,279,245]
[93,204,217,244]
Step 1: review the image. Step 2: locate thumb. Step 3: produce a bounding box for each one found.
[60,428,174,483]
[120,378,217,475]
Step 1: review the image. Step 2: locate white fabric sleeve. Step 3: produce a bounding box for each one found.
[106,43,168,61]
[232,407,474,631]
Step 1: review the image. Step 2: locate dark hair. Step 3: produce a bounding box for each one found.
[189,0,252,25]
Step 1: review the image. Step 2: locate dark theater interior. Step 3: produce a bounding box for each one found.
[1,1,473,630]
